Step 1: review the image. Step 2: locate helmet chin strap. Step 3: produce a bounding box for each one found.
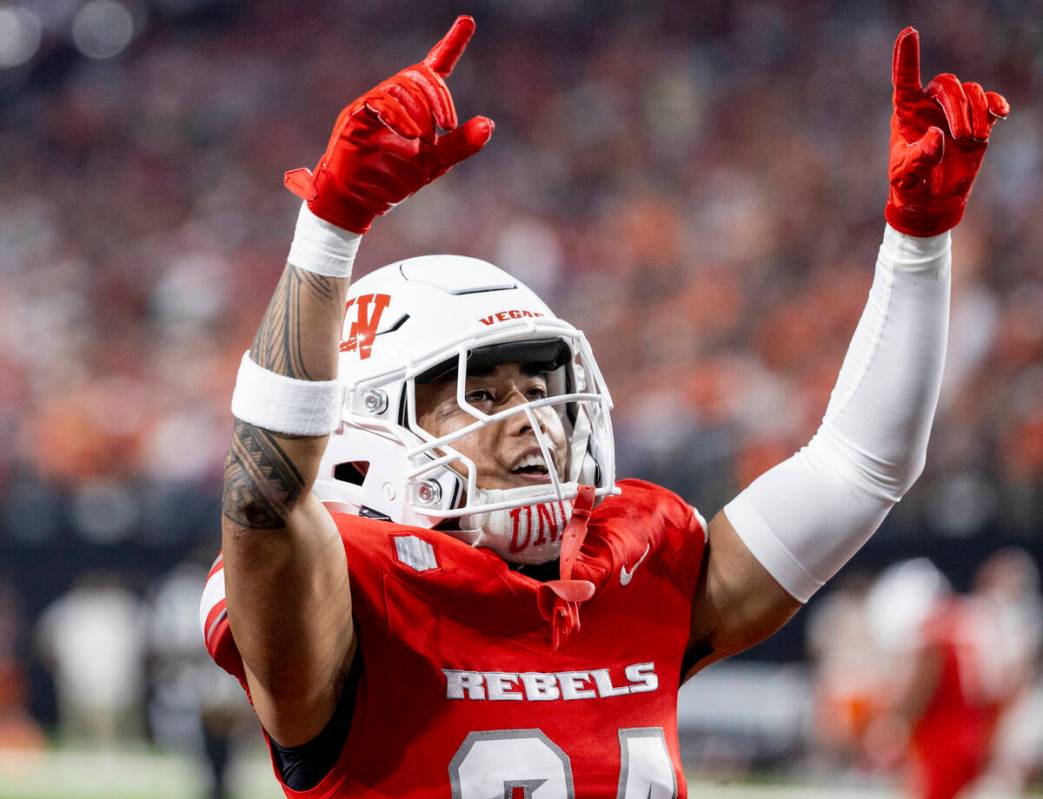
[539,483,598,649]
[452,483,576,565]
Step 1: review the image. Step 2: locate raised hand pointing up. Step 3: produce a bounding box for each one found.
[284,16,494,234]
[886,26,1009,237]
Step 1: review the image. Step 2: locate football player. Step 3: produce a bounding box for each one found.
[864,554,1042,799]
[200,17,1009,798]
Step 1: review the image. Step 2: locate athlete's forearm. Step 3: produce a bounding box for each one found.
[251,264,345,383]
[815,226,951,501]
[724,225,951,602]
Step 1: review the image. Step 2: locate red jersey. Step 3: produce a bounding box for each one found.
[201,479,707,798]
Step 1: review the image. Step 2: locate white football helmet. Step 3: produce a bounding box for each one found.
[314,254,616,564]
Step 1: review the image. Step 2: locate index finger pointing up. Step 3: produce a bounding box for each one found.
[426,16,476,78]
[892,26,923,100]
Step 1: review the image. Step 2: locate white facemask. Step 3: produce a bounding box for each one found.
[449,484,577,565]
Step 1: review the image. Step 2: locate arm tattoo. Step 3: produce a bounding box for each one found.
[222,420,306,529]
[250,265,337,379]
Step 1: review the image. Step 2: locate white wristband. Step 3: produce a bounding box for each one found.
[230,352,342,436]
[286,203,361,278]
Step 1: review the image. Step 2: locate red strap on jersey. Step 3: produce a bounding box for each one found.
[537,485,597,649]
[559,484,596,580]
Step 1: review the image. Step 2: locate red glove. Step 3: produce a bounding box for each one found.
[285,16,494,233]
[885,27,1009,237]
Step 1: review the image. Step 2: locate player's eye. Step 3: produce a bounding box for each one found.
[464,388,494,405]
[526,385,548,400]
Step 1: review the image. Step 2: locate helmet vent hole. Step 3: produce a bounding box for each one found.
[334,461,370,487]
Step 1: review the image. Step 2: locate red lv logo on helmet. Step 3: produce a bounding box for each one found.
[340,294,391,359]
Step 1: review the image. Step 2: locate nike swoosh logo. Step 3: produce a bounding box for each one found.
[620,544,651,586]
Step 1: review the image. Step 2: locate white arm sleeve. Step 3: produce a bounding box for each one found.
[724,225,951,603]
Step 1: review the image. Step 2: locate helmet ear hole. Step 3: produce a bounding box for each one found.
[334,461,370,487]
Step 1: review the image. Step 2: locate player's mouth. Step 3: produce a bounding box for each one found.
[507,450,556,485]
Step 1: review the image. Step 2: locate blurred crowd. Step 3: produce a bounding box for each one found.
[1,0,1041,545]
[0,0,1041,794]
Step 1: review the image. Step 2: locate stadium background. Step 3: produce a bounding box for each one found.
[0,0,1040,796]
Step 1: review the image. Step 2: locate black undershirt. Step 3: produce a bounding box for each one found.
[511,557,561,582]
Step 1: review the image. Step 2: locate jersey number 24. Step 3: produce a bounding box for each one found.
[449,727,677,798]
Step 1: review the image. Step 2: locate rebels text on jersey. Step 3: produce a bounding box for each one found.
[202,479,707,798]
